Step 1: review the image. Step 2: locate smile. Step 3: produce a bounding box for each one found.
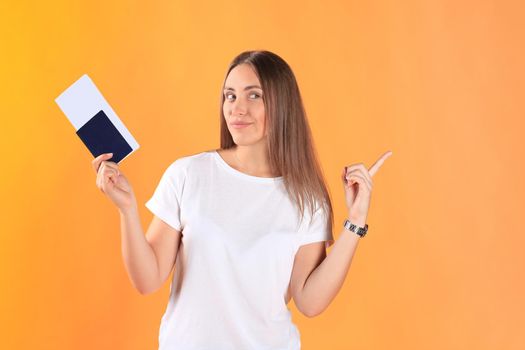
[231,123,252,129]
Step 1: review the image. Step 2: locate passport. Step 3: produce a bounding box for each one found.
[55,74,139,163]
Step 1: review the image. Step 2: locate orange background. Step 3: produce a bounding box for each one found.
[1,1,524,349]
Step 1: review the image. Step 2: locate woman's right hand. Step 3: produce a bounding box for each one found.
[92,153,136,211]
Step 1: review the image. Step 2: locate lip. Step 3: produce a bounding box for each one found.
[231,123,252,129]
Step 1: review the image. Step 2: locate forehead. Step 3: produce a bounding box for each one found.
[225,63,260,86]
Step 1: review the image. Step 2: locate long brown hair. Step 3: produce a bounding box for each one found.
[219,50,333,234]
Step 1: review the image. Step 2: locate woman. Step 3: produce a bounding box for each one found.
[92,50,392,349]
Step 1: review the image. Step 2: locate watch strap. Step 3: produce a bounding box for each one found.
[343,219,368,237]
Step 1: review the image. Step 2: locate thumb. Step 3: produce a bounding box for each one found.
[341,167,347,187]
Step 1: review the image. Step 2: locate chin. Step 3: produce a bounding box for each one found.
[231,136,265,146]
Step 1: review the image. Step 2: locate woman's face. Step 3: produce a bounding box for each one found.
[222,63,267,146]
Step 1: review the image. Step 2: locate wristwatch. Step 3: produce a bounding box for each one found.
[343,219,368,237]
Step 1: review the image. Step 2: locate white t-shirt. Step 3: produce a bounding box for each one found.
[145,150,334,350]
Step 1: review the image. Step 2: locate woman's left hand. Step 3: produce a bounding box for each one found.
[341,150,393,225]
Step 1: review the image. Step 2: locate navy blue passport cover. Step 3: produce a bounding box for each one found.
[76,110,132,163]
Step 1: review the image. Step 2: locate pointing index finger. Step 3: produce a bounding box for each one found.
[368,150,393,177]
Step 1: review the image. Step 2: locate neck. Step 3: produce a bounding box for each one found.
[233,142,278,178]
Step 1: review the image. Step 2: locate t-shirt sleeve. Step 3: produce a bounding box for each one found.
[145,159,186,232]
[298,205,335,249]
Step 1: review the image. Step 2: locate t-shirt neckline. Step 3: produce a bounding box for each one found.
[212,150,284,184]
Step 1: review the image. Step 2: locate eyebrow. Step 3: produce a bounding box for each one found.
[223,85,262,91]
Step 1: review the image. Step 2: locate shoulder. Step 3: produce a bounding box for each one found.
[164,149,216,175]
[299,199,328,229]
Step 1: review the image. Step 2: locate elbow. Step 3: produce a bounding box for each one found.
[135,281,159,296]
[300,304,324,318]
[296,295,324,318]
[303,309,322,318]
[139,283,161,295]
[138,287,153,296]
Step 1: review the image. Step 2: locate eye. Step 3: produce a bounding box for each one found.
[223,91,262,101]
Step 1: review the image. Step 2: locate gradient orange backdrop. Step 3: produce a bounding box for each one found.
[1,0,524,349]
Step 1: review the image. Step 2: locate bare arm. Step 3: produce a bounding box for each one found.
[119,203,182,295]
[92,153,181,295]
[292,225,361,317]
[293,151,391,316]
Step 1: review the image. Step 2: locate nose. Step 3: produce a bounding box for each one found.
[230,98,247,116]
